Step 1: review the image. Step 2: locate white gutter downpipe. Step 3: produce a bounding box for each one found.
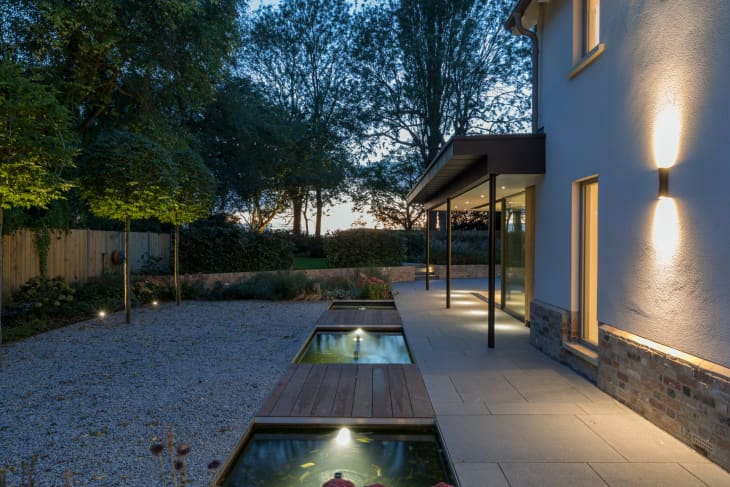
[512,12,539,134]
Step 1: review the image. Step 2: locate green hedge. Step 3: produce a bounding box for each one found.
[324,229,405,267]
[179,223,293,273]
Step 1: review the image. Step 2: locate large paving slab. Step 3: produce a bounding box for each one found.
[393,279,730,486]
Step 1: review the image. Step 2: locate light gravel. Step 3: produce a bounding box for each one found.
[0,300,328,486]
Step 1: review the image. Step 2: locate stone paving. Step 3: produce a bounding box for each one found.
[393,279,730,487]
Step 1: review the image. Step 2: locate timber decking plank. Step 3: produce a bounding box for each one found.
[269,364,313,417]
[388,365,414,418]
[316,309,402,326]
[291,365,328,416]
[331,365,357,417]
[403,365,435,417]
[372,366,393,418]
[352,365,374,417]
[311,366,343,417]
[257,365,298,416]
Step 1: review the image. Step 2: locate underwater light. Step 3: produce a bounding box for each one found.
[335,428,351,446]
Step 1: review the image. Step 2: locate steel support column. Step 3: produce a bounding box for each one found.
[425,211,431,291]
[488,174,497,348]
[446,199,452,309]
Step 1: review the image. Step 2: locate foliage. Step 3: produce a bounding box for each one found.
[352,152,426,230]
[427,230,496,265]
[324,229,405,268]
[79,130,177,222]
[199,78,299,232]
[159,149,215,227]
[179,217,294,273]
[403,230,426,262]
[353,0,532,168]
[293,257,328,270]
[291,234,325,258]
[9,276,75,318]
[357,274,391,299]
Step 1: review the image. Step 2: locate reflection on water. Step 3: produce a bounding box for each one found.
[221,429,452,487]
[297,332,412,364]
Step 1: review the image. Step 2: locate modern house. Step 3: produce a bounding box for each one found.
[408,0,730,472]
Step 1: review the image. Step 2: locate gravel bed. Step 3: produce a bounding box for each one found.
[0,300,328,486]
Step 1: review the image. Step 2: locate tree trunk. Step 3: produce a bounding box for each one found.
[292,195,303,235]
[0,206,4,366]
[124,216,131,324]
[174,225,181,306]
[315,187,323,238]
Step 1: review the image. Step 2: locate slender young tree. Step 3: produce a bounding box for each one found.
[79,130,177,323]
[0,59,75,364]
[158,149,215,305]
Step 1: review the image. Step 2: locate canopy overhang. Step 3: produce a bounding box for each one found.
[406,134,546,210]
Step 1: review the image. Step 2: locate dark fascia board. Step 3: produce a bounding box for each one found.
[406,133,545,206]
[504,0,535,31]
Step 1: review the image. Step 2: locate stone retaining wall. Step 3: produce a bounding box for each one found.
[598,325,730,471]
[431,264,493,279]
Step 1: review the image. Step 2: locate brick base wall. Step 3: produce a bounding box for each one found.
[598,325,730,471]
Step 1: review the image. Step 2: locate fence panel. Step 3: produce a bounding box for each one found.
[2,229,171,298]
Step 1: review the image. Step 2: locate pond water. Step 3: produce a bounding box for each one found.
[219,427,454,487]
[296,330,412,364]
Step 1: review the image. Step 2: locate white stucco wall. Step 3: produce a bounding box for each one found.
[532,0,730,367]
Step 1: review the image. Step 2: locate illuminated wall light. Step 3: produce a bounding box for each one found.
[652,103,681,197]
[652,197,679,261]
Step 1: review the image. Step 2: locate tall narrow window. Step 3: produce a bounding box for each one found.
[580,179,599,345]
[583,0,600,54]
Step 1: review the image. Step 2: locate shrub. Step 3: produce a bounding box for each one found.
[358,274,390,299]
[291,234,325,258]
[9,276,76,318]
[403,230,426,262]
[206,272,315,301]
[324,229,405,268]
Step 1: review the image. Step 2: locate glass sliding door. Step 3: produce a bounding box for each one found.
[502,192,526,320]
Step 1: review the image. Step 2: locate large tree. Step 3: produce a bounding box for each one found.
[244,0,362,236]
[354,0,531,168]
[3,0,243,133]
[0,59,75,363]
[79,130,177,323]
[199,78,301,233]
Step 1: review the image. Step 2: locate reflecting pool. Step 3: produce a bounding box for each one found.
[329,300,396,310]
[296,330,412,364]
[219,427,454,487]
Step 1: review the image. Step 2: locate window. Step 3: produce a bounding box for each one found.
[580,179,599,345]
[583,0,601,55]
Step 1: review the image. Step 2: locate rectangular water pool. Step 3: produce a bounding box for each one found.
[295,330,412,364]
[216,426,455,487]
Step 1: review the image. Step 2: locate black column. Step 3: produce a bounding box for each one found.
[425,211,430,291]
[488,175,497,348]
[446,199,452,309]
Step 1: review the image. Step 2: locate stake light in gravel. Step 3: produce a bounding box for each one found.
[98,310,106,318]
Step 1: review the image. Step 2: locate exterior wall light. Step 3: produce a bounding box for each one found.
[658,167,669,197]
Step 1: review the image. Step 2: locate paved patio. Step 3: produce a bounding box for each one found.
[393,279,730,487]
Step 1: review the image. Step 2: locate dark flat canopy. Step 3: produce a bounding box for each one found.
[406,134,546,209]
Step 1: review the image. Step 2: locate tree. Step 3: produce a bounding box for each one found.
[352,153,426,230]
[158,149,215,305]
[4,0,243,133]
[79,130,176,323]
[199,78,299,232]
[244,0,362,236]
[354,0,531,168]
[0,59,75,363]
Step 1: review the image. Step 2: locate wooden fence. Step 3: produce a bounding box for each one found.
[2,229,171,298]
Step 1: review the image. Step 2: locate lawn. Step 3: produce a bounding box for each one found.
[293,256,328,269]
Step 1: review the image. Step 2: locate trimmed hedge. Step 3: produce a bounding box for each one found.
[324,229,405,267]
[179,223,293,273]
